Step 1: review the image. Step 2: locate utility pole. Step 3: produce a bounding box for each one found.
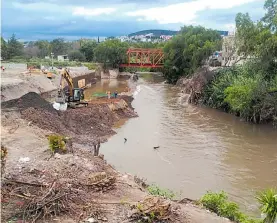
[51,52,54,70]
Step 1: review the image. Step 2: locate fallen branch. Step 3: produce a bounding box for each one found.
[4,178,48,187]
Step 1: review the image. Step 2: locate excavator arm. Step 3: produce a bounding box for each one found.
[59,68,74,96]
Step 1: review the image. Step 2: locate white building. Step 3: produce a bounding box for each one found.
[57,55,69,62]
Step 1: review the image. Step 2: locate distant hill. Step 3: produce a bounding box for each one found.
[128,30,178,37]
[128,29,228,38]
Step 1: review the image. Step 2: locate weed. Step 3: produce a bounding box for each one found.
[147,184,176,199]
[47,134,67,154]
[256,188,277,223]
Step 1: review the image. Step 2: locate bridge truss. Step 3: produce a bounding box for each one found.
[120,48,164,68]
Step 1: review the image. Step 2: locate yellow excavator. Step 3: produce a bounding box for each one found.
[54,68,88,110]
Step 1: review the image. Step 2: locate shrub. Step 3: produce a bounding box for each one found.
[202,67,238,110]
[256,188,277,223]
[201,61,277,124]
[219,201,240,221]
[224,75,261,117]
[68,50,86,62]
[147,184,176,199]
[47,134,67,153]
[200,191,262,223]
[82,62,98,70]
[200,191,228,214]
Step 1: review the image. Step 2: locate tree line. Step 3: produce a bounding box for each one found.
[1,35,163,67]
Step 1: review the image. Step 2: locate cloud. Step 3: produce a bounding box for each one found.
[44,16,56,20]
[72,7,117,16]
[12,1,68,12]
[224,23,236,31]
[2,0,265,40]
[126,0,263,24]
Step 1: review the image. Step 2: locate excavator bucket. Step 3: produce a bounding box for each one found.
[55,90,66,103]
[53,102,68,111]
[53,90,68,111]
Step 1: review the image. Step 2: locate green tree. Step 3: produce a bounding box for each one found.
[50,38,68,56]
[80,40,98,61]
[163,26,221,83]
[6,34,23,59]
[35,40,51,58]
[262,0,277,32]
[23,45,40,59]
[235,13,259,57]
[1,37,8,59]
[235,1,277,74]
[68,50,86,61]
[94,39,128,68]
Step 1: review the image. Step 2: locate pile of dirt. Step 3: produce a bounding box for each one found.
[1,92,55,112]
[3,92,136,145]
[21,105,117,145]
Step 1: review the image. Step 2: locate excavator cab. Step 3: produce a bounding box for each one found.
[54,68,88,110]
[73,88,82,102]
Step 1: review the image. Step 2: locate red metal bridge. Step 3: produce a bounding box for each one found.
[120,48,164,68]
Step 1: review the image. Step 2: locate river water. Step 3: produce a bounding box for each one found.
[95,74,277,216]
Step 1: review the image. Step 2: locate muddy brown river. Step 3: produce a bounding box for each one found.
[93,74,277,216]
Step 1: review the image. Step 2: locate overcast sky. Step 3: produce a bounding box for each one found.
[2,0,266,41]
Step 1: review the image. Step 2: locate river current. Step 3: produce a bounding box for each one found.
[92,74,277,216]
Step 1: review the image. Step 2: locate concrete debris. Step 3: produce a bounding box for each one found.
[18,157,30,163]
[86,217,98,223]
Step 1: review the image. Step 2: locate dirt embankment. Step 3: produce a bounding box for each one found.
[2,92,137,146]
[176,67,217,104]
[1,92,231,223]
[1,70,58,102]
[0,66,97,102]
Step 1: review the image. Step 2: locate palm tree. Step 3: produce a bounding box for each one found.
[256,188,277,223]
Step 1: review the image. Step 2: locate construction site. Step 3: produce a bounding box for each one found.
[1,65,231,223]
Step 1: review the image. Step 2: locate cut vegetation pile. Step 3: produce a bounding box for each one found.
[1,151,181,223]
[1,152,117,222]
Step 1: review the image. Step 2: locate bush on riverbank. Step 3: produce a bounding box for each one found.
[201,62,277,124]
[200,191,262,223]
[147,184,176,199]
